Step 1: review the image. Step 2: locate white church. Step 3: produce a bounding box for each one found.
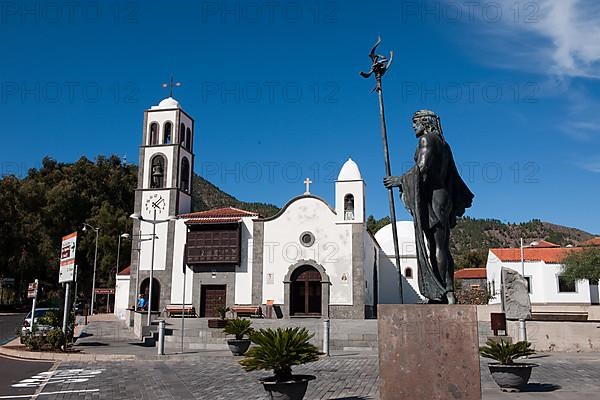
[115,96,417,322]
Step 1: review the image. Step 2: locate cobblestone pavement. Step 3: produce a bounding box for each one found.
[4,352,599,399]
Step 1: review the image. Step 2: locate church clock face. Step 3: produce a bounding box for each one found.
[145,194,167,216]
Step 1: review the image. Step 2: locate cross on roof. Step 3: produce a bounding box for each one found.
[304,178,312,194]
[162,76,182,97]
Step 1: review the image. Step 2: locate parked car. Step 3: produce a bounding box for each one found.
[20,308,60,342]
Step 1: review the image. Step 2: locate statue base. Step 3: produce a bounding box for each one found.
[378,304,481,400]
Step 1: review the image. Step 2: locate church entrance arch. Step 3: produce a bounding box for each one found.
[284,260,330,318]
[290,266,322,316]
[139,278,160,312]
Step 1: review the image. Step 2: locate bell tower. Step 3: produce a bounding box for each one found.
[335,158,365,224]
[136,96,195,218]
[129,94,196,311]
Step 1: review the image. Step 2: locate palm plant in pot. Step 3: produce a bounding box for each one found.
[240,327,321,400]
[480,339,537,392]
[224,318,253,356]
[208,306,230,329]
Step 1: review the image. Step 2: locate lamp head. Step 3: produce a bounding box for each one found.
[121,233,131,239]
[130,213,142,220]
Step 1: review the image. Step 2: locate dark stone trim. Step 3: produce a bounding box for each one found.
[251,221,264,305]
[191,265,236,314]
[282,259,331,318]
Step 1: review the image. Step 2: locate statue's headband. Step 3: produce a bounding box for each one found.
[413,109,437,120]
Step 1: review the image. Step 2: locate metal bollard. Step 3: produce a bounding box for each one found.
[323,319,330,356]
[518,319,527,342]
[157,320,165,355]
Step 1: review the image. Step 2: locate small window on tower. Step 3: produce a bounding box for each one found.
[180,123,186,146]
[344,194,354,220]
[180,157,190,193]
[150,155,166,188]
[164,122,172,144]
[405,268,413,279]
[149,122,159,145]
[186,128,192,150]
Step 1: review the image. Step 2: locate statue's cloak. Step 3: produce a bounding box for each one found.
[400,141,474,302]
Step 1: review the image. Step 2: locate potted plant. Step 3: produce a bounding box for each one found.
[224,318,253,356]
[207,306,230,328]
[240,327,320,400]
[480,339,537,392]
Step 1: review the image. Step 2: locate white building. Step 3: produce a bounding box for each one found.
[486,240,600,305]
[374,221,423,303]
[114,96,404,320]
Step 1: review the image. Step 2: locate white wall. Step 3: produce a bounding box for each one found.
[486,250,592,305]
[262,197,353,305]
[363,234,376,306]
[234,217,254,305]
[335,180,365,223]
[114,274,130,320]
[138,190,171,272]
[374,221,424,303]
[169,219,194,305]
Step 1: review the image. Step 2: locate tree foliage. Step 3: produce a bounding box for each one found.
[0,156,136,305]
[561,247,600,283]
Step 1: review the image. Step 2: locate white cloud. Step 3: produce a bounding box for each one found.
[576,158,600,173]
[447,0,600,79]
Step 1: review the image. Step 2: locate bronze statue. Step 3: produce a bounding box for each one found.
[384,110,474,304]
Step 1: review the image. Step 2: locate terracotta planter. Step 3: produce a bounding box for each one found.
[208,319,228,328]
[227,339,251,356]
[261,375,316,400]
[488,363,537,392]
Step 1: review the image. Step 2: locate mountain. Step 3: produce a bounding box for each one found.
[366,215,596,269]
[191,175,279,217]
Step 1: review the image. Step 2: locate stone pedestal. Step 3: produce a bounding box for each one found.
[378,304,481,400]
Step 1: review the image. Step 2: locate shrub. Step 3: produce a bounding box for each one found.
[224,318,253,340]
[215,306,230,320]
[240,327,321,381]
[479,340,535,365]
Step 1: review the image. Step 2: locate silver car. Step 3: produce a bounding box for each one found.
[20,308,60,342]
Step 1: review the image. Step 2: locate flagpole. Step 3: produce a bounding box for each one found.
[361,37,404,304]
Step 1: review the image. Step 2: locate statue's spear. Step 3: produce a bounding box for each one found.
[360,37,404,304]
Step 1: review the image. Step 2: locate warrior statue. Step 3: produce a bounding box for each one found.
[384,110,474,304]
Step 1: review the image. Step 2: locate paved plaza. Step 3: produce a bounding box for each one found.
[1,352,597,400]
[2,315,600,399]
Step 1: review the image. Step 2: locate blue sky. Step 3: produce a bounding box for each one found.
[1,0,599,234]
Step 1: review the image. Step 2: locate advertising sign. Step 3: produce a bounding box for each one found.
[27,281,38,298]
[94,288,115,295]
[59,232,78,283]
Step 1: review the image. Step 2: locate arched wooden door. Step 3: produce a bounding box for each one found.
[290,265,322,316]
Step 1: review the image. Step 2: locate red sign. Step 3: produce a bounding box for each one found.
[94,288,115,295]
[27,282,38,299]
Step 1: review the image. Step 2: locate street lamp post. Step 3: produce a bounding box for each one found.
[82,223,100,315]
[130,210,175,326]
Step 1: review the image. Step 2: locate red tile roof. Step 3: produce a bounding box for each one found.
[180,207,259,224]
[455,268,487,280]
[490,247,582,264]
[117,265,131,276]
[580,237,600,247]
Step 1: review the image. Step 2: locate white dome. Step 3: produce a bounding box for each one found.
[374,221,416,257]
[337,158,362,181]
[151,96,180,110]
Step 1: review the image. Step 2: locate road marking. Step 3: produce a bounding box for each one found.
[11,369,105,388]
[0,389,100,399]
